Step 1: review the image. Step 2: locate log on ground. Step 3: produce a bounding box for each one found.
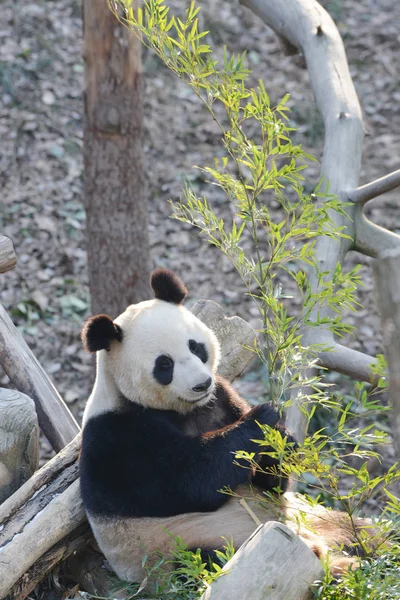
[200,522,324,600]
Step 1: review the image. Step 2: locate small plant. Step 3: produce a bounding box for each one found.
[313,554,400,599]
[105,536,234,600]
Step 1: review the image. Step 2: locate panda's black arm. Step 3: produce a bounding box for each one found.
[80,402,283,519]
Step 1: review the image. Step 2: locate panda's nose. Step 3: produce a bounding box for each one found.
[192,377,212,393]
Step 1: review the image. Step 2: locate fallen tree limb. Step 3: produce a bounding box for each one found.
[6,524,92,600]
[0,303,80,452]
[0,434,80,530]
[0,479,85,598]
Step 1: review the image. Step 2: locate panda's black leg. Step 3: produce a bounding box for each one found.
[174,547,230,580]
[196,547,227,568]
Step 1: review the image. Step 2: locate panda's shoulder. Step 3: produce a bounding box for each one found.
[81,404,172,448]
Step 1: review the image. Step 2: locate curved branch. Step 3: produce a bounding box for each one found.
[354,207,400,258]
[349,168,400,205]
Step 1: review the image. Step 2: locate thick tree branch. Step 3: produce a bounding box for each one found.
[353,208,400,258]
[348,168,400,205]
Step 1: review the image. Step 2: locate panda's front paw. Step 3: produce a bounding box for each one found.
[246,402,281,427]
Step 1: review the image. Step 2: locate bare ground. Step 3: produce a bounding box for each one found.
[0,0,399,500]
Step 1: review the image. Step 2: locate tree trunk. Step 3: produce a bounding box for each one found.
[373,248,400,457]
[83,0,150,317]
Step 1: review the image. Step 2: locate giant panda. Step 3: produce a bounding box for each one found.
[80,268,375,583]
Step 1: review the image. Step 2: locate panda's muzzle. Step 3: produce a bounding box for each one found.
[192,377,212,393]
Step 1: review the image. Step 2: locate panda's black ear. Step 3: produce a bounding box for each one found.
[81,314,123,353]
[151,268,188,304]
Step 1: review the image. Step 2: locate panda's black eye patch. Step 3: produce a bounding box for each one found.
[188,339,208,364]
[153,355,174,385]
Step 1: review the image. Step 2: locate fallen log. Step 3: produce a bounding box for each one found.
[200,522,324,600]
[0,435,82,600]
[6,524,92,600]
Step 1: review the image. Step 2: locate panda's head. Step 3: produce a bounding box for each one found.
[81,269,221,421]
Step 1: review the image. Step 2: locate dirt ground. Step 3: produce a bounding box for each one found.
[1,0,399,481]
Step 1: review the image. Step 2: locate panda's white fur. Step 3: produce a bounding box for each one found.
[83,299,220,425]
[80,269,378,584]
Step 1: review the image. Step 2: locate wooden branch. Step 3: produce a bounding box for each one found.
[0,434,80,527]
[373,249,400,456]
[0,479,86,598]
[286,334,378,444]
[0,236,17,274]
[0,302,80,452]
[349,168,400,205]
[302,332,377,382]
[62,545,114,598]
[0,389,39,504]
[200,522,323,600]
[353,208,400,258]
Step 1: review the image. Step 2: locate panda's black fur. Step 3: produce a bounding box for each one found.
[80,375,293,520]
[80,269,378,583]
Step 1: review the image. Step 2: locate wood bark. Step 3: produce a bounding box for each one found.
[0,437,82,600]
[5,524,92,600]
[373,249,400,457]
[0,236,17,274]
[0,303,79,452]
[200,522,324,600]
[0,389,39,504]
[83,0,150,317]
[0,301,255,598]
[191,299,256,381]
